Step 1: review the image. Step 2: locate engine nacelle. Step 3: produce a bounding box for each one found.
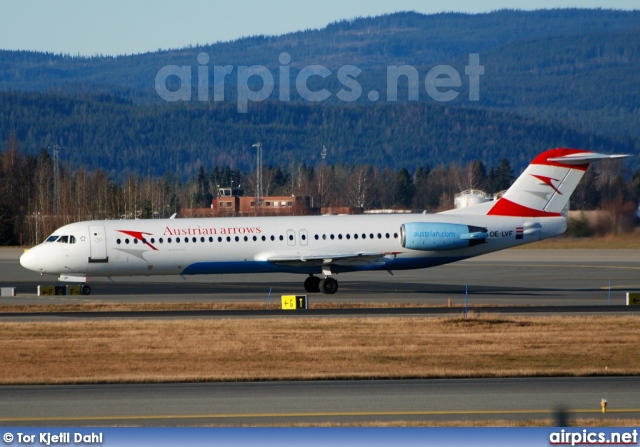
[400,222,488,251]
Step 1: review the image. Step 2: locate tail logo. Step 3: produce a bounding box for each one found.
[530,174,562,195]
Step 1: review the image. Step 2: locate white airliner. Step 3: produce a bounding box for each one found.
[20,148,627,295]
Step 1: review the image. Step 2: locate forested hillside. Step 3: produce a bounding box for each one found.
[1,91,636,178]
[1,9,639,142]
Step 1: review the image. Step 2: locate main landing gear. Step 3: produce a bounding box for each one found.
[304,275,338,294]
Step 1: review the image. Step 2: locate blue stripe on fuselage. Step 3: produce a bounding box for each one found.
[180,256,467,276]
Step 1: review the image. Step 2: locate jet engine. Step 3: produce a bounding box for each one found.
[400,222,488,251]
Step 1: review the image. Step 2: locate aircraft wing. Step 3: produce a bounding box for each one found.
[264,251,400,267]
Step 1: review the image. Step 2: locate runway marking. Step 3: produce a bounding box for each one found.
[600,284,640,290]
[2,408,639,423]
[461,263,640,271]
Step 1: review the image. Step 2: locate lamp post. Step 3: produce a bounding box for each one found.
[252,142,263,213]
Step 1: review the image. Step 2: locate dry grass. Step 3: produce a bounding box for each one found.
[0,301,459,313]
[0,314,638,385]
[232,418,640,427]
[520,233,640,249]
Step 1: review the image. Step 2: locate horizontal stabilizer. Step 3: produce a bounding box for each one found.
[547,152,629,165]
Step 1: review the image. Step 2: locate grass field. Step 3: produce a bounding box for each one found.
[0,314,637,385]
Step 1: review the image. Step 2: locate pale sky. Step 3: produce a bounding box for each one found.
[1,0,638,56]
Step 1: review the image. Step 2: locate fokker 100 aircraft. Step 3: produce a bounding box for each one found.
[20,148,627,295]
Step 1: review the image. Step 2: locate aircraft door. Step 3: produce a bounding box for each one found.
[88,225,109,263]
[287,229,296,246]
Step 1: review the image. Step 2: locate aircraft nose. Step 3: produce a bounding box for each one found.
[20,248,41,272]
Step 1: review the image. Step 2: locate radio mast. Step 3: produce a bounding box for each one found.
[50,145,62,215]
[252,142,263,213]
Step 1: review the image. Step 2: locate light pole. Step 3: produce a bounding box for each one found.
[49,145,62,216]
[252,142,263,213]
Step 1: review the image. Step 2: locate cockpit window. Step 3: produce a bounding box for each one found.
[57,236,69,243]
[69,235,76,244]
[46,235,59,242]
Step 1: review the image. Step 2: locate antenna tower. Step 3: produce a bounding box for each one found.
[252,142,263,212]
[50,145,62,215]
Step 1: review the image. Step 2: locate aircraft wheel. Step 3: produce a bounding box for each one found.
[304,275,321,293]
[319,277,338,295]
[80,284,92,295]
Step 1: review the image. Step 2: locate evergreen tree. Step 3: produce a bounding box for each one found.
[489,158,515,193]
[394,167,415,209]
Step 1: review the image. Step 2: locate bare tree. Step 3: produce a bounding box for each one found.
[457,160,488,192]
[346,165,374,209]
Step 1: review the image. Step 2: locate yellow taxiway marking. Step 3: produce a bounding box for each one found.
[465,263,640,271]
[600,284,640,290]
[1,409,639,423]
